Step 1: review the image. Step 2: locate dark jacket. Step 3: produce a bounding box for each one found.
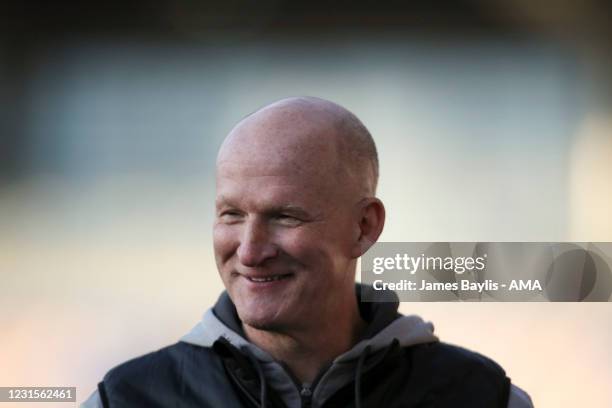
[85,286,531,408]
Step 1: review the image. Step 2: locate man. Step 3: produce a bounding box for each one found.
[83,97,533,407]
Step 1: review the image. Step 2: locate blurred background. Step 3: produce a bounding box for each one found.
[1,1,611,406]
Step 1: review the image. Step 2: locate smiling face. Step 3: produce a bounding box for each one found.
[213,100,365,332]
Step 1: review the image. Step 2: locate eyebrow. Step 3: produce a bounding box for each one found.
[269,205,312,218]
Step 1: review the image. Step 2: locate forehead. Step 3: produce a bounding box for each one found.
[215,155,334,210]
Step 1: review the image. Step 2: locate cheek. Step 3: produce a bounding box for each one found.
[213,223,238,264]
[281,228,343,269]
[281,227,318,252]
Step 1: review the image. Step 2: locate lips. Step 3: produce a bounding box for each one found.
[245,274,292,283]
[243,273,291,283]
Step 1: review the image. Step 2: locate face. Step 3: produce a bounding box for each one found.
[213,120,360,332]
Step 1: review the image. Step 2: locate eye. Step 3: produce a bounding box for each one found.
[219,210,243,223]
[274,214,302,226]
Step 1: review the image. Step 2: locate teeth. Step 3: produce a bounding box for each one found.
[248,275,287,282]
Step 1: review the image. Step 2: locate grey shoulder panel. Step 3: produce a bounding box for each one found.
[508,384,534,408]
[80,390,103,408]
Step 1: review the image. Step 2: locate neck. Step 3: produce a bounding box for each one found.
[243,297,366,383]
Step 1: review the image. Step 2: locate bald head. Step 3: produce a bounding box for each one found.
[217,96,379,198]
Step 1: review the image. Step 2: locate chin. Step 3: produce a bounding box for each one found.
[240,315,282,331]
[236,307,287,332]
[242,319,278,331]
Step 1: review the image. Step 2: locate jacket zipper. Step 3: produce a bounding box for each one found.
[300,384,312,408]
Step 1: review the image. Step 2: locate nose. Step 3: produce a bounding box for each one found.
[236,218,278,267]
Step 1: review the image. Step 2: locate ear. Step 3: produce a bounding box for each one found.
[350,198,385,259]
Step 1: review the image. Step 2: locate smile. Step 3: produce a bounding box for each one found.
[245,274,292,283]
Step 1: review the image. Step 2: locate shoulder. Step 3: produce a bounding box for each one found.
[404,342,512,407]
[96,341,254,407]
[100,342,225,406]
[410,341,507,376]
[105,341,217,381]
